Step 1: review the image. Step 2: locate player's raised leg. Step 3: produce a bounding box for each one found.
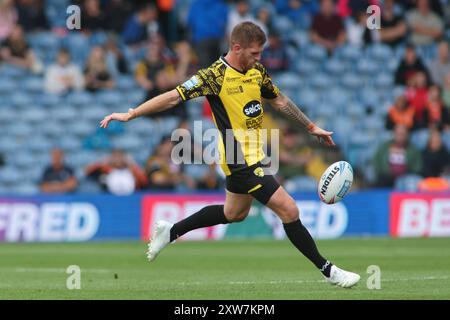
[265,186,360,288]
[147,190,253,261]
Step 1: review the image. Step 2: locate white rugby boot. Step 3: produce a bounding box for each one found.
[146,220,173,262]
[325,265,361,288]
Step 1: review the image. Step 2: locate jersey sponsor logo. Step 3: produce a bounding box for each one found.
[243,100,262,117]
[182,76,200,90]
[225,76,240,82]
[246,115,263,129]
[226,86,244,95]
[243,78,252,84]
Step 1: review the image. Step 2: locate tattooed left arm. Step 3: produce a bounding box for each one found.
[267,93,335,146]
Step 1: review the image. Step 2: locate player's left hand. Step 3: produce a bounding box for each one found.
[308,125,335,147]
[100,108,135,128]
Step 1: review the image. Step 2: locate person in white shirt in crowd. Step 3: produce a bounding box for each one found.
[44,48,84,94]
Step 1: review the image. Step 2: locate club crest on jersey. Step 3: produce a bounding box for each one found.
[243,100,262,118]
[253,167,264,177]
[182,76,200,90]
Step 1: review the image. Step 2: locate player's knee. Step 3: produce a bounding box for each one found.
[224,208,250,223]
[280,203,299,222]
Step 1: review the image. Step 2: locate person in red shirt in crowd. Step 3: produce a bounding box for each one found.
[386,93,416,130]
[310,0,346,53]
[405,71,429,126]
[422,85,450,130]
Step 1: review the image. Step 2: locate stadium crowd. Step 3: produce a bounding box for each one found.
[0,0,449,195]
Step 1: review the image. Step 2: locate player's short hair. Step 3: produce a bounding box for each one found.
[230,21,266,48]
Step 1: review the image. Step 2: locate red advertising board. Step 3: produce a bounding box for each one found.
[141,194,225,241]
[390,193,450,237]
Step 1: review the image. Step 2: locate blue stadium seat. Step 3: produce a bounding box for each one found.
[12,183,40,195]
[27,135,53,153]
[410,129,430,151]
[374,72,394,89]
[310,73,333,88]
[23,77,44,93]
[395,174,423,192]
[41,121,66,137]
[57,135,82,152]
[8,123,33,137]
[294,59,319,75]
[14,151,37,169]
[357,57,378,74]
[324,59,347,75]
[274,72,303,91]
[22,108,47,123]
[51,107,78,122]
[340,72,362,90]
[284,175,318,193]
[111,134,143,153]
[305,45,328,61]
[335,45,363,61]
[0,167,23,185]
[66,91,94,106]
[83,130,112,150]
[443,131,450,152]
[367,43,393,62]
[116,75,137,91]
[67,122,95,136]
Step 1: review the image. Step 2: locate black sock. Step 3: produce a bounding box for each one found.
[283,219,333,277]
[170,205,229,242]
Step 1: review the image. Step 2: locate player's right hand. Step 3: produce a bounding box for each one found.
[100,108,135,128]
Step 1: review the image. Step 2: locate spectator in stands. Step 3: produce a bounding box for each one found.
[310,0,346,54]
[394,44,430,85]
[0,0,17,41]
[276,0,318,29]
[44,48,84,94]
[442,72,450,109]
[422,85,449,130]
[379,0,407,47]
[261,32,288,75]
[40,149,78,194]
[16,0,49,32]
[105,0,133,34]
[82,0,106,33]
[187,0,228,68]
[135,41,190,119]
[337,0,379,18]
[104,34,128,75]
[145,136,195,190]
[405,71,430,127]
[406,0,444,46]
[85,149,148,195]
[122,4,158,46]
[429,41,450,87]
[385,93,416,131]
[84,46,116,92]
[373,124,423,187]
[345,10,378,47]
[421,128,450,177]
[227,0,259,37]
[0,24,42,73]
[255,6,273,35]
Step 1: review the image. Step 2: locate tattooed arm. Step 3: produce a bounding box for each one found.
[267,93,335,146]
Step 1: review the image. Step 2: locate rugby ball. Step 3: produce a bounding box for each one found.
[318,161,353,204]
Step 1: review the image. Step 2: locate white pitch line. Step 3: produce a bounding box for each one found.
[178,276,450,286]
[10,268,111,274]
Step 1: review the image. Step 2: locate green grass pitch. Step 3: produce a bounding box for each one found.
[1,238,449,300]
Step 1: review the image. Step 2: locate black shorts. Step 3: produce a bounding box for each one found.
[225,163,280,205]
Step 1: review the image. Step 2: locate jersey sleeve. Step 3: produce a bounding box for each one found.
[259,64,280,99]
[176,68,218,101]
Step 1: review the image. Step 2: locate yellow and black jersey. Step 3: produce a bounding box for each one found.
[176,57,280,176]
